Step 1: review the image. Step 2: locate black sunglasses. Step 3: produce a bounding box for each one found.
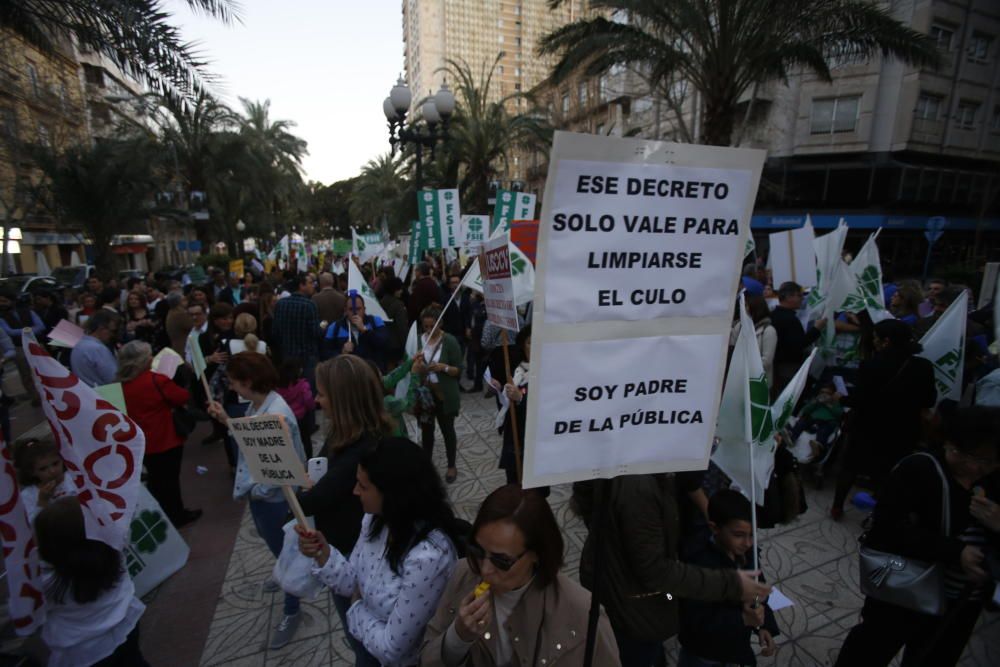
[467,540,526,572]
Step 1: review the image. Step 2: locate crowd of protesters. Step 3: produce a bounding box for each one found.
[2,242,998,667]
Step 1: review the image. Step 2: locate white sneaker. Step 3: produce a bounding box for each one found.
[269,612,301,649]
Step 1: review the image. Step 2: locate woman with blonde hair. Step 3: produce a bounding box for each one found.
[297,353,394,663]
[229,312,267,355]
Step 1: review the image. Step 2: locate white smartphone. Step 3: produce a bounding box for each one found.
[307,457,328,484]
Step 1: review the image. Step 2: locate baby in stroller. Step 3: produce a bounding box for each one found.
[786,382,843,463]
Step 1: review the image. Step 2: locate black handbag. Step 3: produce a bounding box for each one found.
[858,452,949,616]
[152,373,197,438]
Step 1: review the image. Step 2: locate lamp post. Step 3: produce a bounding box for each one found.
[384,76,455,189]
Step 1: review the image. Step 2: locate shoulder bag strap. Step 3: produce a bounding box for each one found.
[912,452,951,536]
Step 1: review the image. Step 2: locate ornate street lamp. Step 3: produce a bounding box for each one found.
[385,76,455,189]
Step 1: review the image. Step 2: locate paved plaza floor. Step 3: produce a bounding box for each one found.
[0,387,996,666]
[190,392,1000,667]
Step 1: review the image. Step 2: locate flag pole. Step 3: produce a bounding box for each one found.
[500,328,523,481]
[748,436,759,573]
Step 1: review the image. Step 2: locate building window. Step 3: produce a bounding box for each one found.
[0,107,16,140]
[967,32,993,63]
[562,93,570,115]
[37,123,51,147]
[514,83,521,91]
[810,96,860,134]
[515,37,521,47]
[598,75,608,102]
[992,105,1000,131]
[915,93,943,120]
[578,81,587,106]
[498,35,504,44]
[26,62,39,97]
[497,18,503,28]
[955,101,979,129]
[929,23,954,51]
[596,123,605,135]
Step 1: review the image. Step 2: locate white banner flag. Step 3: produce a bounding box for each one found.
[347,260,392,321]
[23,332,145,550]
[352,228,387,264]
[807,219,848,318]
[713,294,776,500]
[0,439,46,635]
[772,349,818,432]
[918,292,967,404]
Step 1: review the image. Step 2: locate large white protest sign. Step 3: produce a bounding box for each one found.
[126,485,190,597]
[480,234,519,333]
[524,132,764,487]
[229,415,309,486]
[769,223,816,288]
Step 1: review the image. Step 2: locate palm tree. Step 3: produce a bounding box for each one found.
[349,153,409,235]
[539,0,940,146]
[236,98,308,238]
[438,55,551,213]
[30,136,158,272]
[0,1,240,97]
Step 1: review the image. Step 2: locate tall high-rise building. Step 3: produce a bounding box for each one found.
[402,0,589,110]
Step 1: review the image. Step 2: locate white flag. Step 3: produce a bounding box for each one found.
[0,438,45,635]
[22,333,145,550]
[849,232,885,310]
[807,219,848,318]
[772,349,818,431]
[465,238,535,306]
[352,228,387,264]
[347,260,392,321]
[713,294,776,500]
[918,292,967,404]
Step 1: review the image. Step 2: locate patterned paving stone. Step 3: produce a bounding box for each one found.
[199,392,1000,666]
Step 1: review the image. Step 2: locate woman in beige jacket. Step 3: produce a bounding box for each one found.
[421,485,620,666]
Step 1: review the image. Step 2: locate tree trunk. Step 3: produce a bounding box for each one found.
[700,97,738,147]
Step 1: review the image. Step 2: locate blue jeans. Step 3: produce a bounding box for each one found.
[249,498,300,617]
[332,593,381,667]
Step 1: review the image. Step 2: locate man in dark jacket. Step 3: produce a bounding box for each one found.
[771,282,826,396]
[575,475,770,666]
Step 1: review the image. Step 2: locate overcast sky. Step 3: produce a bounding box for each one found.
[165,0,405,185]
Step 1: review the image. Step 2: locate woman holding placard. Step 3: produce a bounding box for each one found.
[207,352,308,650]
[297,437,459,666]
[415,304,464,483]
[297,354,394,662]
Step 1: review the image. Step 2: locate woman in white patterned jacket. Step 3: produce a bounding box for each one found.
[297,437,459,667]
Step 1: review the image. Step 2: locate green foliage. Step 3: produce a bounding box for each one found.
[436,56,552,213]
[0,1,241,100]
[194,253,233,268]
[349,153,410,235]
[29,135,158,273]
[540,0,940,146]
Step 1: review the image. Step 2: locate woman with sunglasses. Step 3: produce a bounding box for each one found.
[297,437,459,667]
[421,484,621,666]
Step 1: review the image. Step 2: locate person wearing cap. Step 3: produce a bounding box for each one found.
[322,291,389,370]
[770,281,826,396]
